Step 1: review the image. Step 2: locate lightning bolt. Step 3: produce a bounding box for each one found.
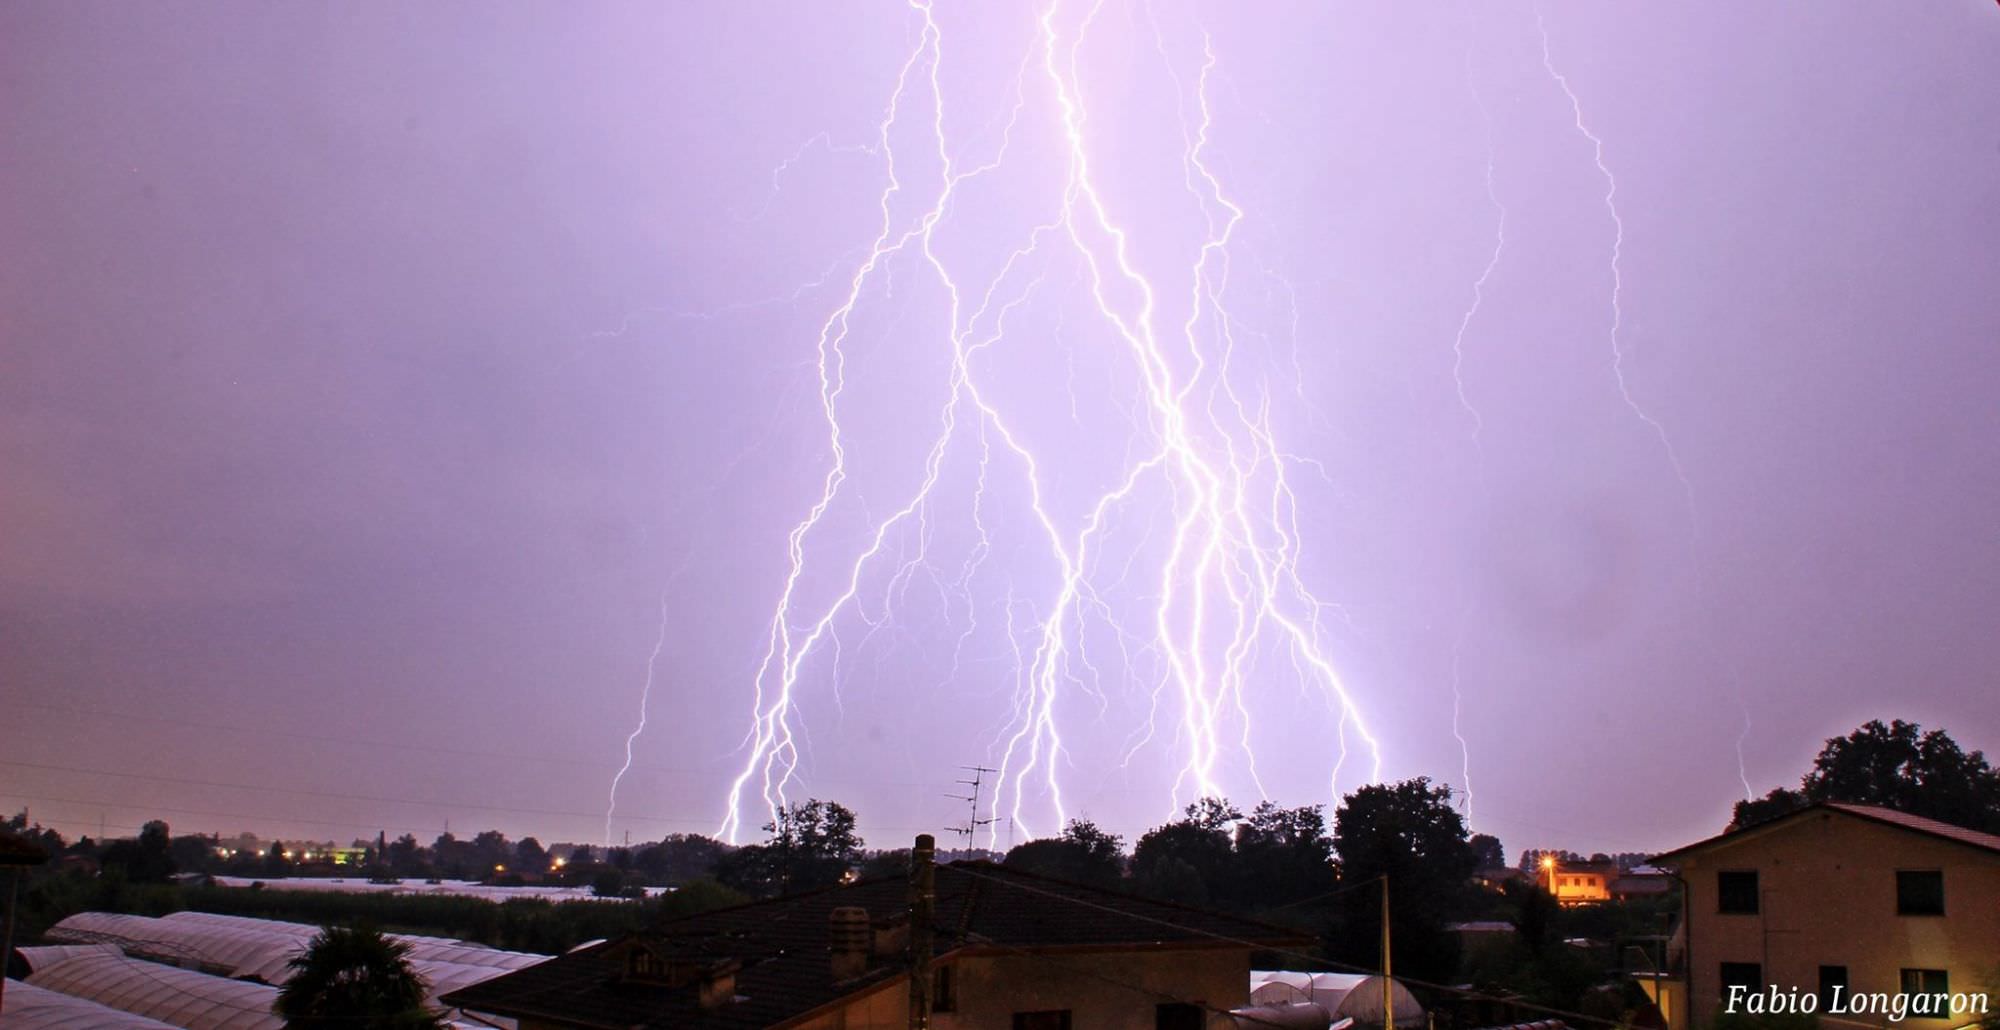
[1534,4,1693,510]
[1449,603,1476,825]
[1452,41,1508,444]
[713,0,1381,845]
[605,589,674,848]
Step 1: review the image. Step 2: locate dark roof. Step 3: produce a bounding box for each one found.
[1650,802,2000,865]
[443,860,1310,1029]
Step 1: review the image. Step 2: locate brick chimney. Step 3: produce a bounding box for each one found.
[829,905,871,981]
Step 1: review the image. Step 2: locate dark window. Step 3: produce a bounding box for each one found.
[932,965,956,1013]
[1157,1003,1205,1030]
[1819,966,1848,1011]
[1013,1012,1072,1030]
[1717,871,1759,914]
[1720,962,1763,1001]
[1896,870,1945,916]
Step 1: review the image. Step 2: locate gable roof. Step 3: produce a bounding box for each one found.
[1650,802,2000,866]
[442,860,1310,1029]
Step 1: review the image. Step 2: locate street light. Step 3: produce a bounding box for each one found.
[1541,855,1556,896]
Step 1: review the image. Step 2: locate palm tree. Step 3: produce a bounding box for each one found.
[275,924,443,1029]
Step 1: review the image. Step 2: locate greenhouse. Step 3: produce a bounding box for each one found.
[0,980,183,1029]
[22,951,283,1030]
[33,911,537,1027]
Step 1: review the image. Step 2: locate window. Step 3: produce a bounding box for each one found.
[1717,871,1759,914]
[1900,969,1950,1017]
[1157,1003,1205,1030]
[1896,870,1945,916]
[1013,1012,1072,1030]
[1720,962,1763,1001]
[932,965,956,1013]
[1819,966,1848,1011]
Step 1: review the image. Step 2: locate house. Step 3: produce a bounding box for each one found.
[443,851,1311,1029]
[1608,865,1673,902]
[1645,802,2000,1030]
[1541,860,1616,906]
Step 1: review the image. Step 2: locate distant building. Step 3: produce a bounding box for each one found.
[1609,865,1673,902]
[1646,802,2000,1030]
[1542,861,1616,905]
[444,860,1310,1029]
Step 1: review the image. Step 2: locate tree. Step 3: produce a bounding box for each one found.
[264,840,291,877]
[716,799,862,896]
[514,837,549,875]
[1468,833,1506,870]
[1732,720,2000,832]
[102,820,177,883]
[385,834,427,878]
[1234,803,1336,909]
[631,835,729,885]
[275,924,442,1028]
[1003,819,1126,889]
[1328,778,1476,982]
[1132,798,1240,904]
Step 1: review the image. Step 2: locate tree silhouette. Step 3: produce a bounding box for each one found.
[1004,819,1126,889]
[1328,778,1475,982]
[275,924,442,1029]
[1733,720,2000,832]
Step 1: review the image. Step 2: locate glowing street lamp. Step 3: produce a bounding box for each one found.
[1541,855,1556,895]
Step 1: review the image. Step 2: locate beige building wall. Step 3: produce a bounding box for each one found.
[1672,810,2000,1029]
[937,948,1248,1030]
[790,947,1252,1029]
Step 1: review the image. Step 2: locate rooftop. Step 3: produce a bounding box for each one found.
[443,859,1312,1029]
[1650,801,2000,865]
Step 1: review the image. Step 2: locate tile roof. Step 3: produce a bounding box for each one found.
[1650,801,2000,864]
[442,860,1311,1029]
[1821,802,2000,854]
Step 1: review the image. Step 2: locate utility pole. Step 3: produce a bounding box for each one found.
[944,766,996,846]
[1381,874,1394,1030]
[908,834,936,1030]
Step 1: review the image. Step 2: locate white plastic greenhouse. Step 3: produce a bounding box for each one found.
[0,980,182,1029]
[36,910,536,1027]
[47,911,543,984]
[9,943,124,975]
[22,952,283,1030]
[158,911,543,971]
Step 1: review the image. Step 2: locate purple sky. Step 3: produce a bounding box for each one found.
[3,2,1996,858]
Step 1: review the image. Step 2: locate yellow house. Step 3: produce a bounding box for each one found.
[1646,802,2000,1030]
[1542,861,1616,906]
[445,859,1310,1029]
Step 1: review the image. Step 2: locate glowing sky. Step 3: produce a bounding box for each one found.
[3,2,1996,856]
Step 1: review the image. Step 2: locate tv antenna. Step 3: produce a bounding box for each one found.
[944,765,997,845]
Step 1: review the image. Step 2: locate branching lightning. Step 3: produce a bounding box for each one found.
[715,0,1382,844]
[1533,3,1692,509]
